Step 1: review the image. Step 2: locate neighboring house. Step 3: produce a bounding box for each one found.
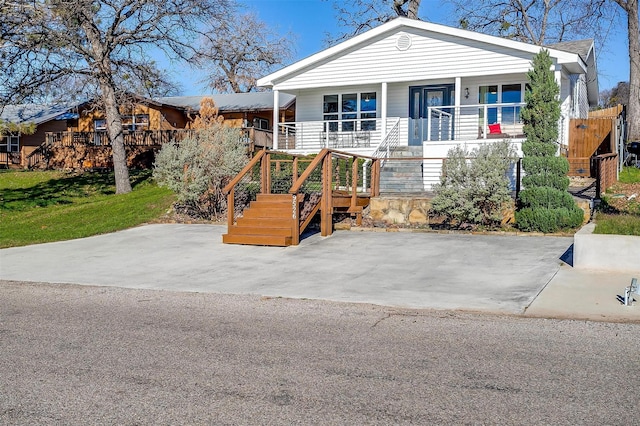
[1,103,81,167]
[1,92,296,168]
[257,17,598,189]
[158,92,296,132]
[0,97,190,168]
[158,92,296,149]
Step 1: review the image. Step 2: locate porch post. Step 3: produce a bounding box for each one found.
[273,90,279,150]
[381,82,388,137]
[454,77,461,140]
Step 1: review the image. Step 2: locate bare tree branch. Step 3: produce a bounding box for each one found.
[196,12,295,93]
[0,0,231,193]
[326,0,422,46]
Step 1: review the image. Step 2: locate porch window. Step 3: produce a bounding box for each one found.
[0,135,19,153]
[94,119,106,131]
[122,114,149,131]
[479,85,498,124]
[342,93,357,131]
[252,117,270,130]
[323,92,377,132]
[360,92,377,130]
[323,95,339,131]
[501,84,522,125]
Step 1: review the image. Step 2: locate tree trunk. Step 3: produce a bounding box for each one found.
[625,0,640,141]
[100,78,132,194]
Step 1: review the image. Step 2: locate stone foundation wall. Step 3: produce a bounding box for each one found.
[368,196,591,228]
[368,197,432,225]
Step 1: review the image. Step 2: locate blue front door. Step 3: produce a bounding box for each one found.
[409,85,455,145]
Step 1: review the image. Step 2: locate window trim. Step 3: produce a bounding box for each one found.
[322,92,378,131]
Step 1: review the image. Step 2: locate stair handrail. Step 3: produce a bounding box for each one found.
[370,118,400,166]
[223,149,267,228]
[222,149,266,195]
[288,148,330,195]
[26,138,56,169]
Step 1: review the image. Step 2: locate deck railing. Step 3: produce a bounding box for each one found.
[277,118,398,151]
[0,152,20,167]
[44,129,197,147]
[420,102,526,142]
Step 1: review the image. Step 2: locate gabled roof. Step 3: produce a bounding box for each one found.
[546,39,594,63]
[157,92,296,112]
[546,39,598,106]
[258,17,588,88]
[0,103,82,125]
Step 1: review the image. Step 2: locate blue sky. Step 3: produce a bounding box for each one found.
[176,0,629,96]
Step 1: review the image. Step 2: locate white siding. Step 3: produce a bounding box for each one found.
[275,29,536,90]
[421,140,524,190]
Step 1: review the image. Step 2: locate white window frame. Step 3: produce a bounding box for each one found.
[0,135,19,153]
[322,92,378,132]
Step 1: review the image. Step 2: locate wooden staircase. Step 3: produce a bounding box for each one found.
[222,148,381,247]
[223,194,297,246]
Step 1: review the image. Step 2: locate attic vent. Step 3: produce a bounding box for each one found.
[396,33,412,51]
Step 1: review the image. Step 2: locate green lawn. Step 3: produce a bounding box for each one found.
[619,165,640,184]
[594,166,640,236]
[0,170,175,248]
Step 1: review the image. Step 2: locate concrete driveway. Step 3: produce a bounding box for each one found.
[0,224,573,313]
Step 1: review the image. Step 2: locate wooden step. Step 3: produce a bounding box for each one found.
[256,193,293,203]
[236,217,292,228]
[226,225,292,236]
[242,207,291,219]
[249,200,297,210]
[222,233,292,246]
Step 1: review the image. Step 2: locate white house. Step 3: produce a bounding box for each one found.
[257,17,598,189]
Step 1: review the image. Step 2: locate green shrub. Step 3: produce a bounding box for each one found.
[153,123,247,219]
[516,49,582,232]
[517,186,577,209]
[516,207,585,233]
[521,174,570,191]
[521,156,569,176]
[431,141,516,227]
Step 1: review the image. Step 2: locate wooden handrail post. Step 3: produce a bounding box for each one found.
[227,188,235,229]
[261,152,270,194]
[292,156,298,186]
[371,159,380,197]
[321,154,333,236]
[350,156,358,211]
[291,193,300,246]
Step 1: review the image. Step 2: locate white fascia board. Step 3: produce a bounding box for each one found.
[258,17,585,88]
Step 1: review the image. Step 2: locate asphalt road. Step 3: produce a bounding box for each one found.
[2,281,639,425]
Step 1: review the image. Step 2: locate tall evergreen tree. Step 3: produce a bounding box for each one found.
[516,49,584,232]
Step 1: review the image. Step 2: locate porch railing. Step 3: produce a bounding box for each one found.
[278,118,398,151]
[240,127,273,149]
[0,151,20,167]
[418,102,526,142]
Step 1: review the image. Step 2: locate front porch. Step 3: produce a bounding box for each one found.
[273,102,527,154]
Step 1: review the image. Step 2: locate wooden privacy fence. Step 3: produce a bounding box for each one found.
[588,104,623,119]
[595,153,618,198]
[568,118,617,176]
[567,104,624,177]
